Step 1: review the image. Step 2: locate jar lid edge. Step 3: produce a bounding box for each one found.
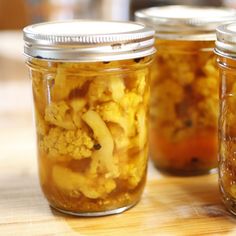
[23,20,155,61]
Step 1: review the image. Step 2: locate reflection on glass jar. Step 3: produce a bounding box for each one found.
[135,5,236,175]
[23,20,155,216]
[216,22,236,215]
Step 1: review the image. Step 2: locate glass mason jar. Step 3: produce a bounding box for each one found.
[215,22,236,215]
[135,6,236,175]
[23,20,155,216]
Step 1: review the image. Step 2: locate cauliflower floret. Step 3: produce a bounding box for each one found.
[163,52,196,86]
[120,92,142,109]
[70,98,87,128]
[88,76,125,106]
[107,108,148,152]
[135,69,148,95]
[153,79,184,104]
[45,101,75,130]
[119,146,148,189]
[82,110,118,177]
[107,123,130,151]
[52,165,116,199]
[97,93,143,138]
[150,79,184,133]
[203,56,218,78]
[150,98,176,124]
[109,76,125,102]
[120,92,143,137]
[174,62,195,86]
[197,97,218,128]
[97,101,127,133]
[159,53,195,86]
[135,106,147,149]
[52,66,91,101]
[40,127,94,159]
[88,79,111,105]
[194,76,218,98]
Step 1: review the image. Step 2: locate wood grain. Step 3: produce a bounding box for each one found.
[0,80,236,236]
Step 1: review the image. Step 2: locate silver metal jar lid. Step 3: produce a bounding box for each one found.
[135,5,236,41]
[23,20,156,62]
[215,22,236,59]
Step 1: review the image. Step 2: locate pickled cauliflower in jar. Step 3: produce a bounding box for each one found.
[30,56,152,213]
[218,56,236,203]
[150,40,218,174]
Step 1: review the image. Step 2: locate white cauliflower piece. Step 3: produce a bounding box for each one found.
[88,79,110,105]
[82,110,118,177]
[97,101,127,133]
[88,76,125,105]
[45,101,75,130]
[135,105,147,149]
[70,98,87,128]
[107,123,130,151]
[119,92,143,137]
[52,66,90,101]
[197,97,218,127]
[133,69,148,95]
[120,92,142,109]
[52,165,116,199]
[98,92,143,139]
[100,103,147,151]
[109,76,125,102]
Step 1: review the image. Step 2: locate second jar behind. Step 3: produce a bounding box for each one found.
[135,5,236,175]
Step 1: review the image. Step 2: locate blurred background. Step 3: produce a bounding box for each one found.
[0,0,234,30]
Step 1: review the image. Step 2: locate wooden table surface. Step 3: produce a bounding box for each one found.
[1,32,236,236]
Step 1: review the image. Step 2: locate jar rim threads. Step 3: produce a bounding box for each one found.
[215,22,236,60]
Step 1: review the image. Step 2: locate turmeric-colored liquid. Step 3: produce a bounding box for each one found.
[150,40,218,175]
[29,56,152,214]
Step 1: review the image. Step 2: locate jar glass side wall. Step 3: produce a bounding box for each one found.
[150,40,219,175]
[27,56,152,215]
[218,56,236,215]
